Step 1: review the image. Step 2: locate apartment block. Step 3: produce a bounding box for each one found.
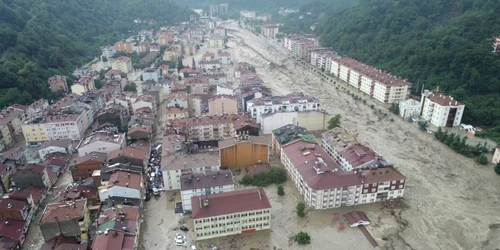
[161,135,221,190]
[76,132,126,157]
[71,75,95,95]
[192,188,271,240]
[281,139,406,209]
[180,170,234,211]
[399,99,421,119]
[420,90,465,127]
[48,75,68,93]
[39,199,90,242]
[22,112,88,145]
[142,68,160,82]
[208,95,238,116]
[247,93,320,123]
[271,124,316,159]
[114,41,133,52]
[112,56,133,74]
[0,107,25,150]
[260,24,279,38]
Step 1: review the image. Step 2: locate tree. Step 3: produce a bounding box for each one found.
[389,102,399,115]
[295,231,311,245]
[277,184,285,196]
[240,174,253,185]
[124,82,137,92]
[477,154,489,165]
[418,121,428,131]
[177,57,184,71]
[495,163,500,175]
[192,57,196,69]
[327,114,341,129]
[296,202,306,217]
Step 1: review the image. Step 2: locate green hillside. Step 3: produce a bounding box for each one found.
[317,0,500,132]
[0,0,192,107]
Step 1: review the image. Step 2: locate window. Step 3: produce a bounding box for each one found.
[399,185,404,189]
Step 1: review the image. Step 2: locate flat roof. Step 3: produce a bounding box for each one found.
[180,170,234,191]
[161,151,219,171]
[218,136,270,149]
[191,188,271,219]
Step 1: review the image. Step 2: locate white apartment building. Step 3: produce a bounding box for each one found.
[280,140,406,209]
[216,85,234,96]
[22,112,88,145]
[76,132,126,157]
[218,52,232,65]
[493,146,500,164]
[192,188,271,240]
[247,93,320,123]
[372,80,411,103]
[399,99,421,119]
[420,91,465,127]
[180,170,235,211]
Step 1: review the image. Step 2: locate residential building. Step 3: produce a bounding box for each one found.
[0,164,10,192]
[163,47,180,61]
[420,90,465,127]
[214,26,227,37]
[111,56,133,74]
[180,170,234,211]
[62,185,100,209]
[184,43,198,56]
[207,74,228,85]
[91,229,136,250]
[208,95,238,116]
[180,68,202,78]
[156,31,174,45]
[76,133,126,157]
[38,139,72,160]
[216,84,233,96]
[101,45,116,59]
[0,218,27,249]
[493,146,500,164]
[188,96,204,118]
[260,24,279,38]
[271,125,316,158]
[161,135,221,190]
[38,199,90,242]
[96,205,140,247]
[132,94,156,114]
[219,135,269,169]
[96,107,126,130]
[247,93,320,123]
[99,171,144,206]
[166,107,188,120]
[48,75,68,93]
[142,68,161,82]
[27,99,49,117]
[167,114,259,142]
[141,83,165,104]
[240,10,256,19]
[114,41,133,52]
[0,198,29,220]
[261,110,329,134]
[69,152,107,181]
[107,140,150,167]
[8,186,45,217]
[23,112,90,146]
[10,164,53,190]
[281,139,406,209]
[186,77,210,95]
[127,124,151,141]
[192,188,271,240]
[0,107,25,150]
[198,60,222,71]
[71,75,95,95]
[217,52,231,65]
[209,34,225,49]
[399,99,421,119]
[167,92,189,109]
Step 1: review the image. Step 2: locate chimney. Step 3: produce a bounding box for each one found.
[203,199,209,207]
[125,183,129,187]
[7,204,11,209]
[127,173,130,178]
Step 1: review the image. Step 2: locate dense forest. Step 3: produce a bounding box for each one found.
[0,0,192,107]
[279,0,358,34]
[317,0,500,140]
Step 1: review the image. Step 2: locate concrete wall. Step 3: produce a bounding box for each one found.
[296,111,329,131]
[261,112,297,134]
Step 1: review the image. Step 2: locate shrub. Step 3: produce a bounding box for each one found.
[277,184,285,196]
[390,118,394,122]
[370,104,375,109]
[295,231,311,245]
[495,163,500,175]
[240,174,253,185]
[239,167,287,187]
[477,154,489,165]
[296,202,306,217]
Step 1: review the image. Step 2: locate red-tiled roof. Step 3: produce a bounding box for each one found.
[0,198,27,210]
[39,199,87,223]
[180,170,234,191]
[339,144,378,168]
[127,126,151,135]
[343,210,370,226]
[9,186,44,204]
[9,104,28,111]
[108,171,142,190]
[69,152,107,167]
[22,164,46,174]
[0,218,25,241]
[426,93,462,106]
[97,205,139,225]
[192,188,271,219]
[361,167,406,184]
[116,56,131,62]
[91,230,135,250]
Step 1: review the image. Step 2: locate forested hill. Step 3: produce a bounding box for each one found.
[317,0,500,127]
[0,0,192,107]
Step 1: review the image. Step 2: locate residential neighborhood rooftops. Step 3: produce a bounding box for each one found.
[218,136,270,149]
[108,171,142,190]
[108,144,149,162]
[39,199,87,223]
[0,107,22,126]
[248,92,318,106]
[40,139,72,149]
[180,170,234,191]
[91,229,135,250]
[78,133,125,148]
[192,188,271,219]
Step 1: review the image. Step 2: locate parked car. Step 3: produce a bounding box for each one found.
[190,245,197,250]
[208,243,218,250]
[175,239,186,246]
[180,226,189,232]
[182,210,192,215]
[175,234,185,240]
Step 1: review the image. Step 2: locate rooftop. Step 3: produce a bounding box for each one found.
[168,114,259,131]
[166,107,186,115]
[78,132,125,148]
[108,142,149,162]
[39,199,87,223]
[91,229,135,250]
[321,127,357,152]
[0,107,22,126]
[339,144,378,168]
[70,152,107,167]
[426,93,462,106]
[115,56,131,63]
[208,95,236,102]
[248,92,318,106]
[0,198,27,210]
[191,188,271,219]
[40,139,72,149]
[272,124,316,146]
[180,170,234,191]
[161,150,220,171]
[218,136,270,149]
[108,171,142,190]
[0,218,25,243]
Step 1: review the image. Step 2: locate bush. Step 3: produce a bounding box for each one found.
[277,184,285,196]
[418,121,428,131]
[296,202,306,217]
[239,167,287,187]
[295,231,311,245]
[370,104,375,109]
[477,154,489,165]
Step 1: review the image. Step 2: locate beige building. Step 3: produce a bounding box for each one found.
[192,188,272,240]
[208,95,238,116]
[111,56,133,74]
[260,24,279,38]
[0,107,25,150]
[209,34,225,49]
[48,75,68,93]
[71,75,95,95]
[22,112,88,145]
